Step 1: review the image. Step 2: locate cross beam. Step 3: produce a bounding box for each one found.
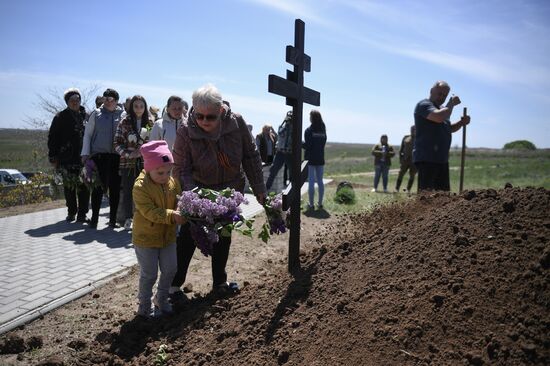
[267,19,320,271]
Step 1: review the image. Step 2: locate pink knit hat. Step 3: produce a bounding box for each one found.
[140,140,174,172]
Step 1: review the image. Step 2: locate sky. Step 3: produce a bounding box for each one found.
[0,0,549,148]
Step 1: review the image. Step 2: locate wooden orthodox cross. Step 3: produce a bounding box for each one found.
[268,19,320,271]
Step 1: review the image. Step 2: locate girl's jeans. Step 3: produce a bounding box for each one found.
[308,165,324,207]
[134,243,177,307]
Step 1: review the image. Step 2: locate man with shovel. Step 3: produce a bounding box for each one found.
[413,81,470,192]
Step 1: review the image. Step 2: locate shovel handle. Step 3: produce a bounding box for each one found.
[459,107,467,192]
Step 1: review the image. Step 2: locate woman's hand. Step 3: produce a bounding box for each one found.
[256,192,266,206]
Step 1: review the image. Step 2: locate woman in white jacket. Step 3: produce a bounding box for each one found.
[149,96,187,151]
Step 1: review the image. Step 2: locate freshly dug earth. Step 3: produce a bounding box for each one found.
[1,186,549,365]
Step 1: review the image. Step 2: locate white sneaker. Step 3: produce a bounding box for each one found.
[123,218,133,231]
[371,188,377,192]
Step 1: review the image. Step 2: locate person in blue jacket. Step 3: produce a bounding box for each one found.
[303,110,327,210]
[413,81,470,192]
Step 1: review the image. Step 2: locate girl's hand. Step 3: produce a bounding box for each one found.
[173,211,187,224]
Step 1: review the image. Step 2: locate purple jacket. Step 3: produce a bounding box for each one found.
[172,104,266,195]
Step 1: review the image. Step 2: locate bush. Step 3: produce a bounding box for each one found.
[503,140,536,150]
[0,173,53,208]
[334,181,356,204]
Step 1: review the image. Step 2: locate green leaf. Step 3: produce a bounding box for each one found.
[220,227,232,237]
[258,223,271,243]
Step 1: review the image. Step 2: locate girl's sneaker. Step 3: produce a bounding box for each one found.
[153,297,174,316]
[168,290,188,306]
[136,302,152,319]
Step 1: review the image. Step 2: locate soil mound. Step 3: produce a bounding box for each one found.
[6,187,550,365]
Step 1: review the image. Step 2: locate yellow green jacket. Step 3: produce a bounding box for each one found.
[132,170,181,248]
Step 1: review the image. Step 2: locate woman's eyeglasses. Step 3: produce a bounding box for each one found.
[194,112,219,122]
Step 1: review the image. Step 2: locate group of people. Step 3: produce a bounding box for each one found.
[47,84,327,317]
[47,79,468,318]
[370,80,470,193]
[256,110,328,210]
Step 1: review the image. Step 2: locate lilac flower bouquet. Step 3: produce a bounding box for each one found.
[177,187,254,257]
[259,192,288,243]
[54,167,81,192]
[80,159,101,191]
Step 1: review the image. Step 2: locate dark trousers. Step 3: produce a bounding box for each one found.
[395,160,417,191]
[416,162,450,192]
[171,222,232,288]
[62,166,89,218]
[266,151,292,190]
[90,153,121,224]
[120,164,140,220]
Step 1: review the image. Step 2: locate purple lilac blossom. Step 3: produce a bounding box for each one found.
[178,188,248,256]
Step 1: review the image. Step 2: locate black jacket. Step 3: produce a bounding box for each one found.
[48,106,87,166]
[303,126,327,165]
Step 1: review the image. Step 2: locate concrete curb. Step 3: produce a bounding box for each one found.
[0,268,131,335]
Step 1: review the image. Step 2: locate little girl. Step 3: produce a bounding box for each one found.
[132,140,185,317]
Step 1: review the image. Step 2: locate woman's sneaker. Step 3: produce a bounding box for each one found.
[212,282,239,297]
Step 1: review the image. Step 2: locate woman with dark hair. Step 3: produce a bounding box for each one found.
[303,109,327,210]
[114,95,150,230]
[255,124,277,165]
[150,95,187,151]
[48,88,90,222]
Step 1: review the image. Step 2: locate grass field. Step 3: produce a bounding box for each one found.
[0,129,49,172]
[325,144,550,192]
[1,128,548,212]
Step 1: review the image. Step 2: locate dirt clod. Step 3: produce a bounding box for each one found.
[0,335,25,354]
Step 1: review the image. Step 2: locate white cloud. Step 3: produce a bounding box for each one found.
[247,0,550,91]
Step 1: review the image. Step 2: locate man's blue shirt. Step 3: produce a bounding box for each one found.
[413,99,452,164]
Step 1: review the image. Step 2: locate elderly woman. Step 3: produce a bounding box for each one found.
[170,84,266,301]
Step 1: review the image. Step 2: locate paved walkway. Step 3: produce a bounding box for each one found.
[0,179,330,335]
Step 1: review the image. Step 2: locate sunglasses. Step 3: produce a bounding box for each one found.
[194,112,219,122]
[105,96,117,102]
[68,95,80,101]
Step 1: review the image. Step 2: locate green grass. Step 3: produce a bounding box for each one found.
[1,128,548,192]
[447,149,550,190]
[324,144,550,192]
[302,186,410,216]
[0,129,50,172]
